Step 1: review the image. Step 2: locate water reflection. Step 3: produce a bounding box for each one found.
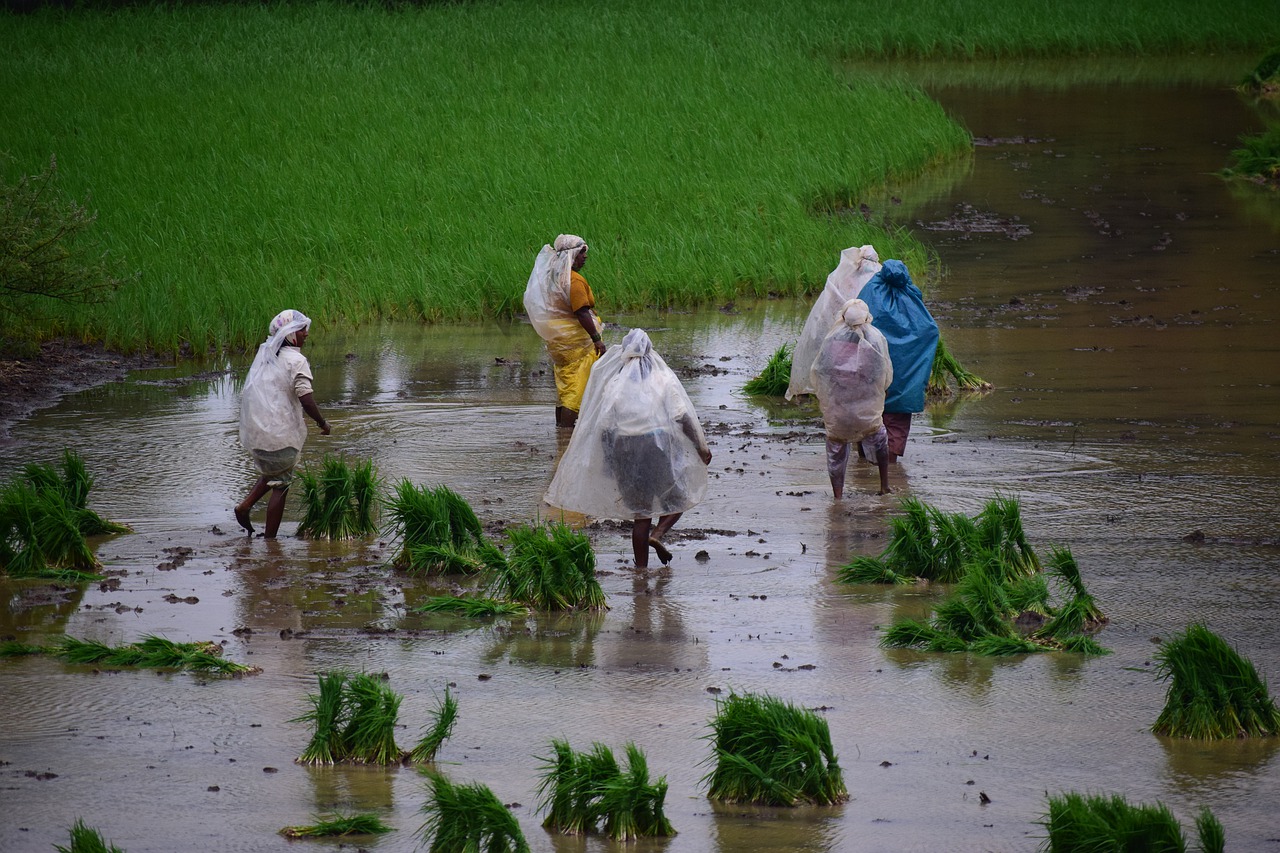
[482,611,605,670]
[709,801,846,853]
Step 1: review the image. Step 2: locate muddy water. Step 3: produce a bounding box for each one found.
[3,73,1279,852]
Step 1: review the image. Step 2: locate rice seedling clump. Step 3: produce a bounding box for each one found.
[410,688,459,763]
[486,522,606,612]
[1151,622,1280,740]
[293,671,408,765]
[743,343,794,397]
[928,334,991,397]
[703,692,847,807]
[414,596,529,618]
[55,819,126,853]
[537,739,676,840]
[279,812,394,838]
[385,480,495,574]
[0,634,256,674]
[418,771,529,853]
[295,454,380,540]
[0,449,130,580]
[1039,791,1224,853]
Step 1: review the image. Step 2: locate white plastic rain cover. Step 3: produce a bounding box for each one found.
[786,245,881,400]
[811,315,892,442]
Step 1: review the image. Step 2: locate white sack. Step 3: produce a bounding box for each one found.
[786,245,881,400]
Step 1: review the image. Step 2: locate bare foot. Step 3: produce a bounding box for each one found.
[234,506,254,536]
[649,537,672,565]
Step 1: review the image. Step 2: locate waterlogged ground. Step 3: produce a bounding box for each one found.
[2,76,1280,852]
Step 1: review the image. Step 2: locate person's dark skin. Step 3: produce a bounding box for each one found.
[831,442,890,498]
[633,417,712,568]
[234,327,331,539]
[556,247,607,429]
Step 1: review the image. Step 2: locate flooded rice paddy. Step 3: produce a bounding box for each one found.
[3,74,1279,852]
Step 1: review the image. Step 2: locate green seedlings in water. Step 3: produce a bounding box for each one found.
[279,812,394,838]
[834,555,912,585]
[927,334,991,397]
[293,671,409,765]
[0,635,256,674]
[703,692,847,807]
[743,342,793,397]
[410,688,459,763]
[0,450,129,580]
[1151,623,1280,740]
[1040,792,1224,853]
[414,595,529,618]
[488,522,606,612]
[418,771,530,853]
[386,481,489,574]
[296,454,380,540]
[536,739,676,840]
[55,819,125,853]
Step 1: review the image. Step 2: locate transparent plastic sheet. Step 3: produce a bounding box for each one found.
[238,312,311,460]
[524,245,600,409]
[785,245,881,400]
[545,332,708,520]
[811,317,892,443]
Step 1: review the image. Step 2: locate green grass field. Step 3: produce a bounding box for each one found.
[3,0,1276,353]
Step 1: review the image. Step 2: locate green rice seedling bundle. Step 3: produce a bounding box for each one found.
[537,739,675,840]
[488,522,606,612]
[927,334,991,397]
[296,454,380,540]
[1239,47,1280,95]
[975,495,1040,576]
[54,819,125,853]
[7,635,256,674]
[1151,623,1280,739]
[1039,791,1223,853]
[1223,122,1280,187]
[414,595,529,618]
[418,771,530,853]
[834,554,912,585]
[280,813,394,838]
[743,343,794,397]
[386,480,488,574]
[703,692,847,807]
[294,671,411,764]
[410,688,459,763]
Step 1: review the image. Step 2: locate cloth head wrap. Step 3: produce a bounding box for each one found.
[620,327,654,379]
[267,309,312,348]
[553,233,588,259]
[840,298,872,328]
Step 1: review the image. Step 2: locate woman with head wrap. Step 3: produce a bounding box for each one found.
[786,244,881,401]
[522,234,607,428]
[545,329,712,568]
[235,309,331,538]
[857,260,939,463]
[811,299,893,498]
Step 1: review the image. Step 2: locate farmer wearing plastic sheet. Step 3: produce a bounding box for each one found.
[858,260,939,463]
[523,234,607,428]
[235,309,330,538]
[786,244,882,401]
[811,298,893,498]
[545,328,713,569]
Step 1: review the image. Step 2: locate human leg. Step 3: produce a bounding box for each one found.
[649,512,681,564]
[826,438,850,499]
[235,476,270,535]
[631,517,654,568]
[882,412,912,463]
[862,426,891,495]
[264,486,289,539]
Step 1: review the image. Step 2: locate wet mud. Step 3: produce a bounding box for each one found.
[2,73,1280,852]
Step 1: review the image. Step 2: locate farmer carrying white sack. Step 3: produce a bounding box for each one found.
[811,298,892,498]
[545,328,712,568]
[235,309,330,538]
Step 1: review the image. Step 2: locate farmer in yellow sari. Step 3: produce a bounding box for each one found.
[523,234,607,428]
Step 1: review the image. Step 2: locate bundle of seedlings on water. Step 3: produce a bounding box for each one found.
[279,813,394,838]
[1040,791,1224,853]
[293,671,409,764]
[414,595,529,618]
[0,450,129,580]
[1238,47,1280,96]
[55,819,125,853]
[386,480,490,574]
[1,634,256,674]
[1151,623,1280,740]
[927,334,991,397]
[418,771,530,853]
[486,522,606,611]
[742,342,793,397]
[1223,122,1280,187]
[296,454,380,540]
[975,495,1040,576]
[537,739,675,840]
[703,692,847,807]
[410,688,459,763]
[834,554,912,585]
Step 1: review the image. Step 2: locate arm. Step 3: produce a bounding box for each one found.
[575,306,606,356]
[299,392,331,435]
[679,414,712,464]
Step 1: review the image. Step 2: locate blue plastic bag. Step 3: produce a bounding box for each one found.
[858,260,939,414]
